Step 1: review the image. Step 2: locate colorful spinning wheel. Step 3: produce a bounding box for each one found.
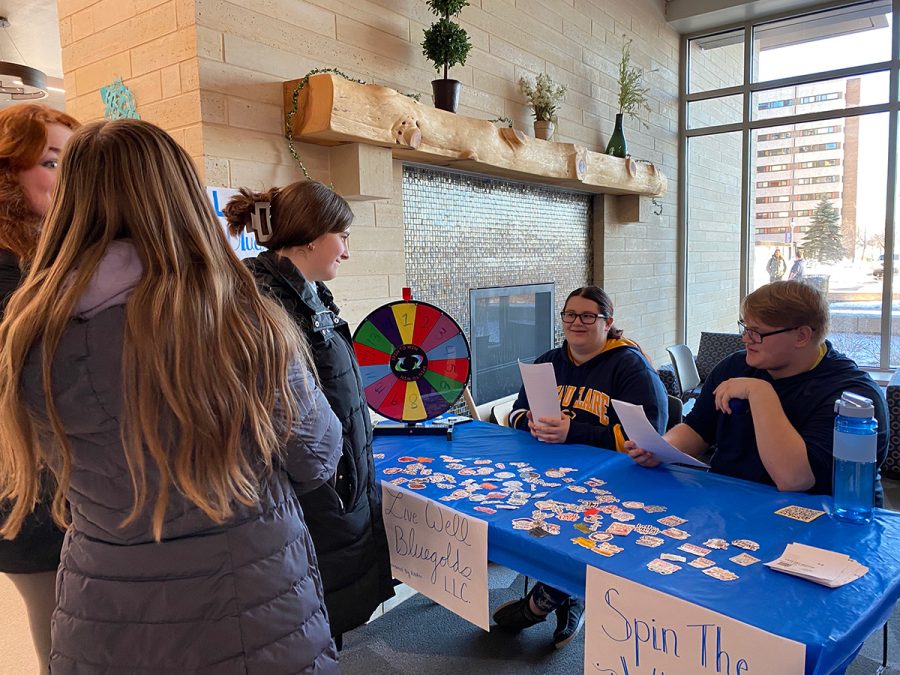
[353,300,470,422]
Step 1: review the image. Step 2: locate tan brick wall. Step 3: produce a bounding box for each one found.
[57,0,204,173]
[192,0,680,360]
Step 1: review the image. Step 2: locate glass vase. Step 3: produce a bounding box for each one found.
[606,113,628,158]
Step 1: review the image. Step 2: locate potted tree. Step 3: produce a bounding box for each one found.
[606,38,653,158]
[519,73,567,140]
[421,0,472,113]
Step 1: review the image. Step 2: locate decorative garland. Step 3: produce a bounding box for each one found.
[285,68,366,180]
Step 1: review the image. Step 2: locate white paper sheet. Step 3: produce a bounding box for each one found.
[765,542,868,587]
[381,484,490,630]
[585,566,806,674]
[611,398,709,468]
[517,361,560,423]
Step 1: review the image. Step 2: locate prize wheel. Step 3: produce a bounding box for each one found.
[353,300,470,422]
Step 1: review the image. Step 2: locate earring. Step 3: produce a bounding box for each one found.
[308,243,315,251]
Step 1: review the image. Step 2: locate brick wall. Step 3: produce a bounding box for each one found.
[57,0,204,170]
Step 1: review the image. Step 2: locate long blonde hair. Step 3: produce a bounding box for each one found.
[0,119,310,541]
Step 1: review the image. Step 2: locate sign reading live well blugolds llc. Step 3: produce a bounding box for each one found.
[206,187,264,260]
[381,484,489,630]
[585,566,805,674]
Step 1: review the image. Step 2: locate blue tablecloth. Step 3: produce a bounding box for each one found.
[374,421,900,675]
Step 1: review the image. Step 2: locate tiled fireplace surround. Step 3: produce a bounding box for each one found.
[403,165,594,404]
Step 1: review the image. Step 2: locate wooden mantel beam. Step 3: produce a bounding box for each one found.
[283,73,666,198]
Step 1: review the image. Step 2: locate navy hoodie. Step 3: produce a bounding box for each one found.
[509,338,668,451]
[686,341,888,499]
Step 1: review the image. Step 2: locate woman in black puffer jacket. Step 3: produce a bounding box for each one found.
[225,181,394,647]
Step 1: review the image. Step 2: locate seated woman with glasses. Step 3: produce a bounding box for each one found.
[627,280,887,503]
[493,285,667,649]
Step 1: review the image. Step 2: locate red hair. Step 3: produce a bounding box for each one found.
[0,104,79,259]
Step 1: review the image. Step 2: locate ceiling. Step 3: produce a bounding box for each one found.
[0,0,64,109]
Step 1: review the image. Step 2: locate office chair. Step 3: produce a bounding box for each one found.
[666,344,702,402]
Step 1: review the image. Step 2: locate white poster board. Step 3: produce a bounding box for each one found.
[206,186,264,260]
[382,484,489,630]
[585,566,805,675]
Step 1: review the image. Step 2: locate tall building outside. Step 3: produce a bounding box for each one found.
[754,78,861,260]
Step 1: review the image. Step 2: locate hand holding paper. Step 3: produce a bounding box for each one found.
[612,399,709,468]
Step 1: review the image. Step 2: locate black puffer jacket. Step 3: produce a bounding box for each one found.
[0,249,65,574]
[246,251,394,636]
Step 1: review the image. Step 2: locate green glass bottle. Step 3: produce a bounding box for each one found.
[606,113,628,158]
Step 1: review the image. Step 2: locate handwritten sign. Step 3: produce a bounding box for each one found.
[585,566,805,674]
[382,484,489,630]
[206,186,264,260]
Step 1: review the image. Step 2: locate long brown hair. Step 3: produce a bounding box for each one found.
[0,103,79,259]
[0,119,310,541]
[224,180,353,249]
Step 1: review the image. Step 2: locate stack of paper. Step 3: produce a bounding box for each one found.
[765,543,868,587]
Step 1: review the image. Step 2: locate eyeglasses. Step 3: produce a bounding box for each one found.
[737,319,800,344]
[561,311,607,325]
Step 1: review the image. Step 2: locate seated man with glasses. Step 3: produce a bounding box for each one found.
[627,280,887,503]
[493,286,667,649]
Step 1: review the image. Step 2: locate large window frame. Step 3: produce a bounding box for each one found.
[678,0,900,369]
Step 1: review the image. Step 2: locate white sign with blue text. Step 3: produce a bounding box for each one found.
[585,566,805,675]
[382,484,489,630]
[206,186,265,260]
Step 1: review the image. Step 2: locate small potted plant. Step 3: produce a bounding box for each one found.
[519,73,567,140]
[421,0,472,113]
[607,37,653,158]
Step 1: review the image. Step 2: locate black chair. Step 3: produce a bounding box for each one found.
[666,395,683,431]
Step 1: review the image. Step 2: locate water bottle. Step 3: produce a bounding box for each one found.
[832,392,877,524]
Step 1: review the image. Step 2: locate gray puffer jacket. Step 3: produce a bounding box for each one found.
[20,242,343,674]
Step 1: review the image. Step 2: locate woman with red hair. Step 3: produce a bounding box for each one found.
[0,103,78,673]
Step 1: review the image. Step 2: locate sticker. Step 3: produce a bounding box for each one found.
[406,482,426,490]
[572,536,596,550]
[558,512,578,522]
[648,559,681,575]
[658,515,687,527]
[732,539,760,551]
[473,506,496,514]
[610,511,636,522]
[589,532,614,543]
[643,505,667,513]
[730,553,760,566]
[634,524,661,535]
[661,527,689,540]
[660,553,687,562]
[635,535,665,548]
[512,518,535,530]
[774,505,826,522]
[398,456,417,463]
[704,538,729,550]
[606,522,635,536]
[567,485,588,493]
[593,542,624,557]
[689,557,715,569]
[574,523,591,534]
[678,543,711,556]
[703,567,739,581]
[622,501,645,509]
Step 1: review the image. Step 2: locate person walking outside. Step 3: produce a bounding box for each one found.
[789,252,805,281]
[766,248,787,282]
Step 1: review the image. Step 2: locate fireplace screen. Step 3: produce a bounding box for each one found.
[469,284,555,405]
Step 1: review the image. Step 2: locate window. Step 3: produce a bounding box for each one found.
[684,0,895,368]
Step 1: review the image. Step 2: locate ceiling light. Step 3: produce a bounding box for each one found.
[0,17,48,101]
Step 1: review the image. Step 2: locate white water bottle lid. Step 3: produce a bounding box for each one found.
[834,391,874,418]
